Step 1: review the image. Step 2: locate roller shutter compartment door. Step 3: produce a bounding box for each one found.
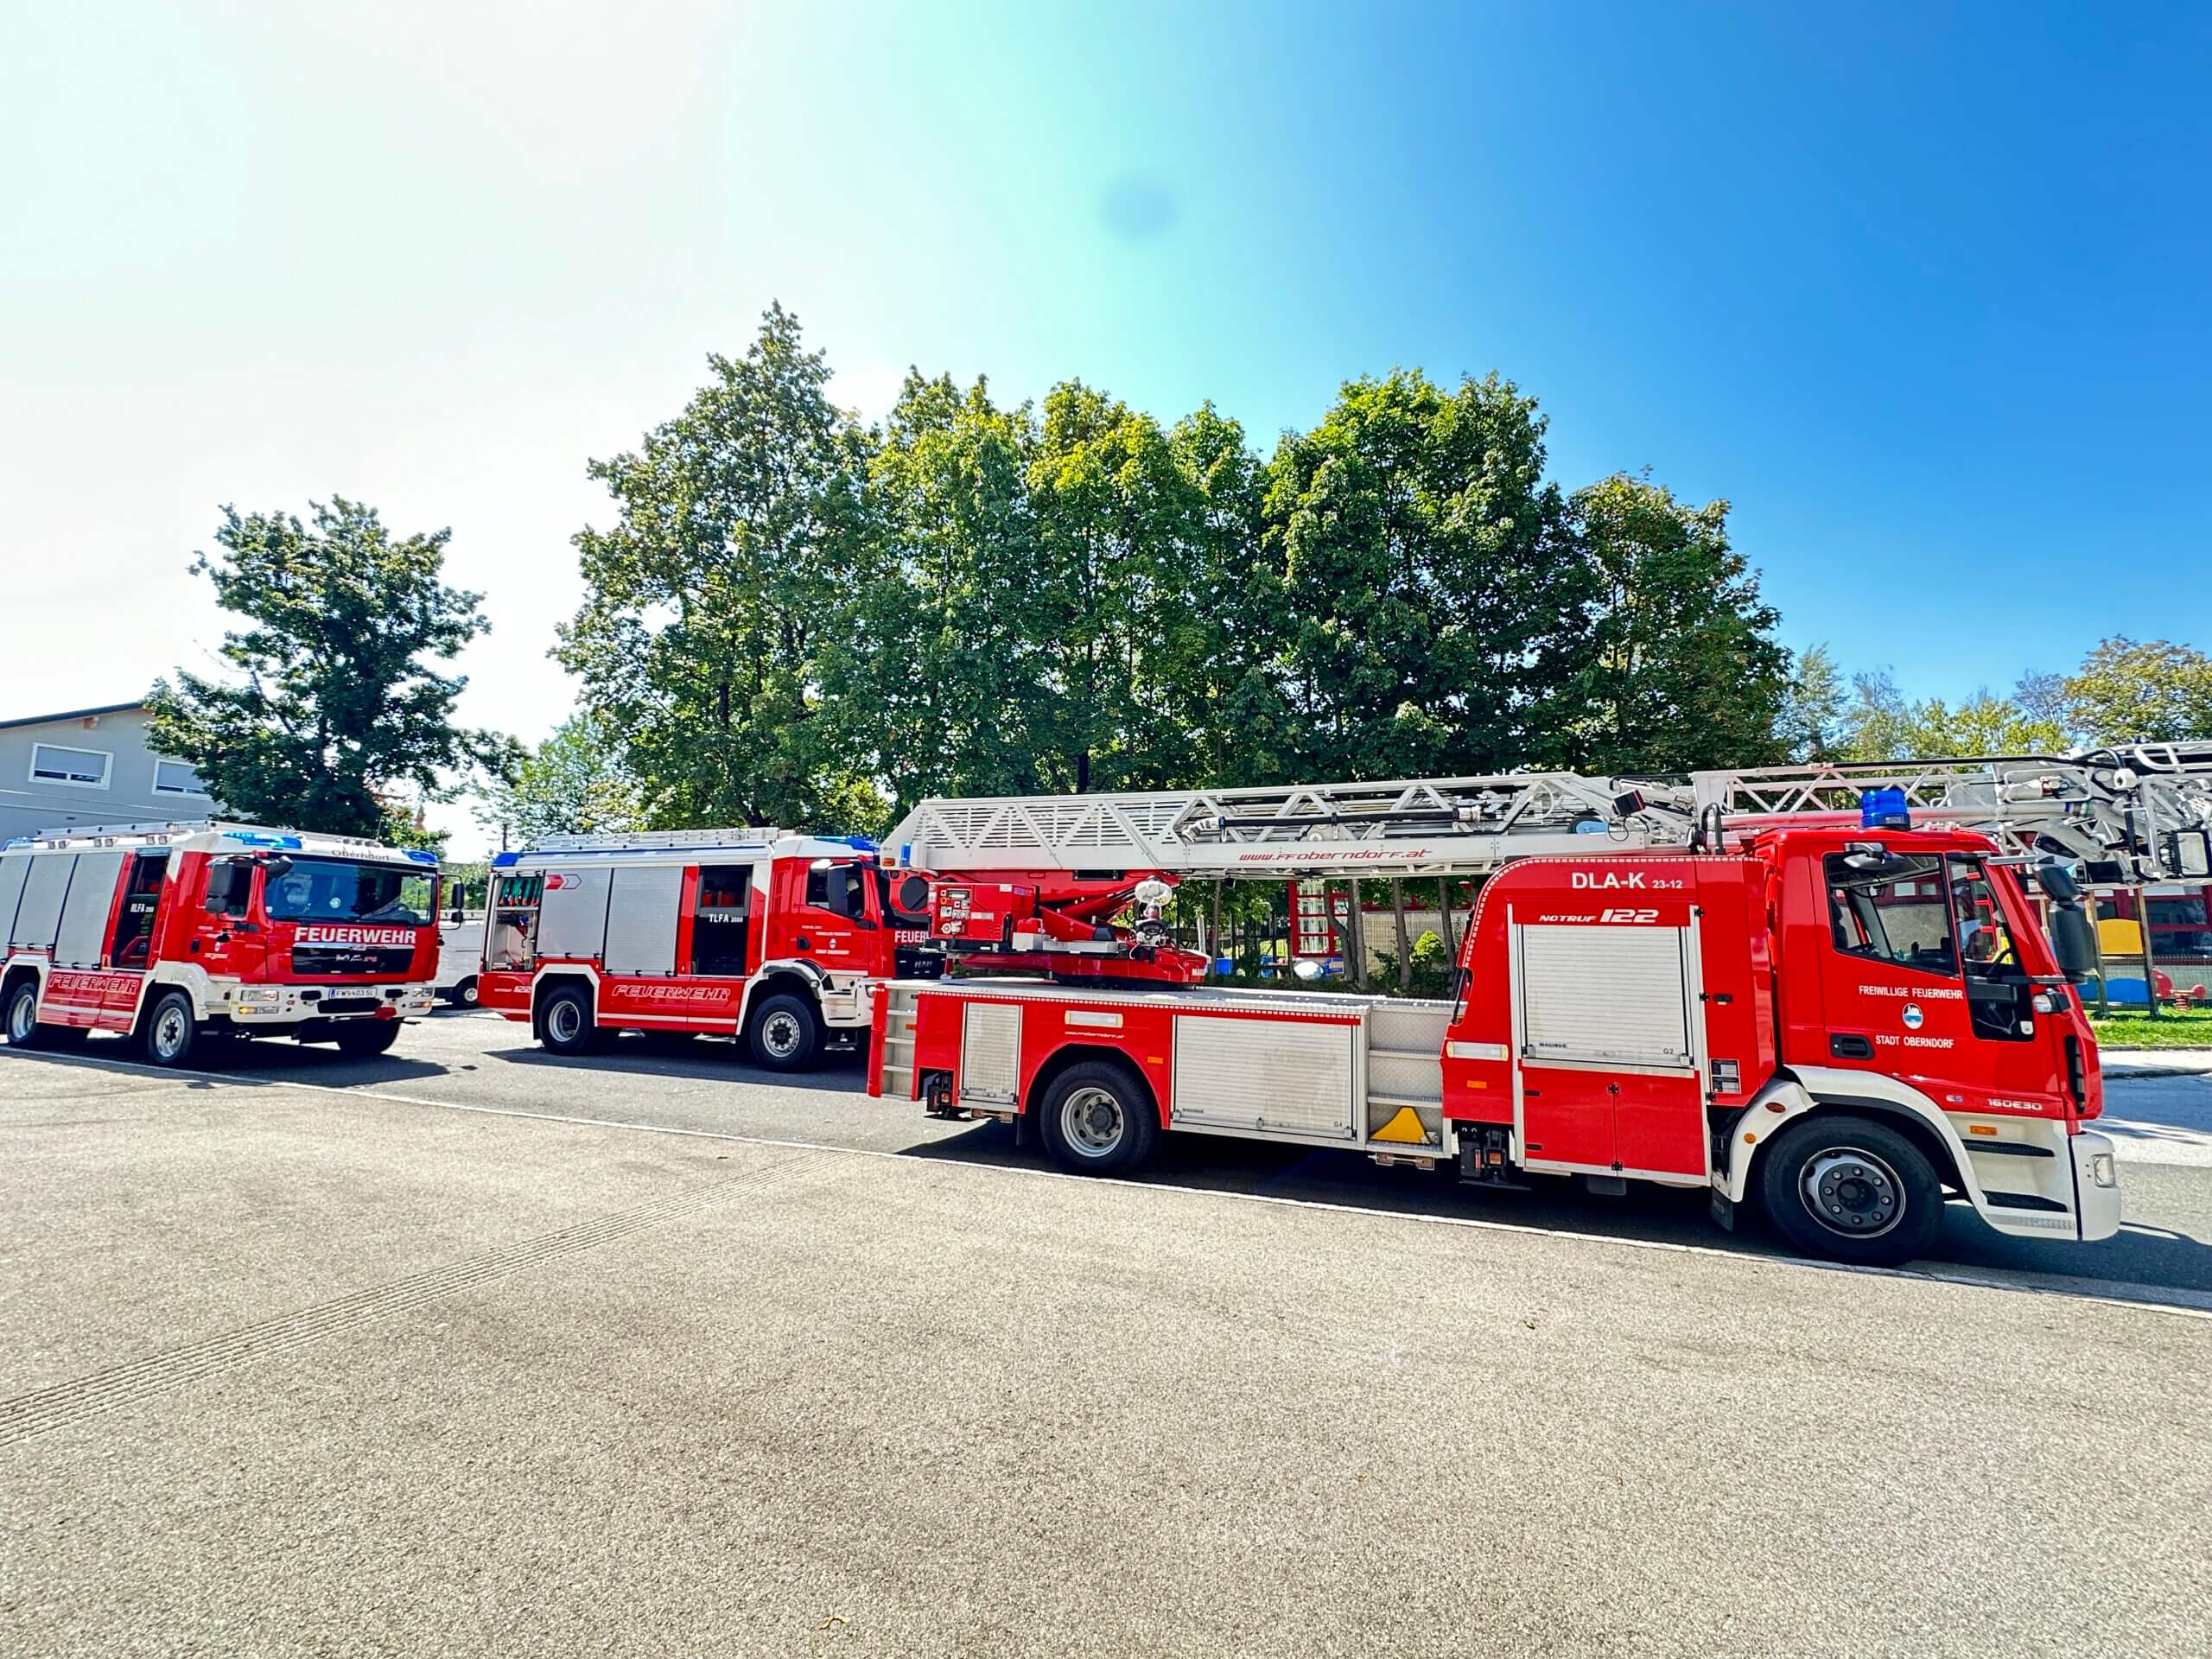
[535,870,613,963]
[0,855,30,950]
[54,850,126,968]
[12,856,76,954]
[602,864,683,976]
[1516,924,1692,1071]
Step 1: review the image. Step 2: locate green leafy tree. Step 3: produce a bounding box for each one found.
[822,372,1054,817]
[1781,643,1850,761]
[1262,370,1591,779]
[1833,668,2067,760]
[145,498,512,840]
[474,711,645,843]
[2062,637,2212,743]
[1567,474,1790,772]
[560,304,882,832]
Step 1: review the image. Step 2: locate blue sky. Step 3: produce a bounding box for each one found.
[3,2,2206,854]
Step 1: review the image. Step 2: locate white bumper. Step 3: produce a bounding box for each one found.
[220,982,436,1024]
[2071,1130,2123,1243]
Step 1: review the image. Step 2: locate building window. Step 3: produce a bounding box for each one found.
[29,743,111,789]
[152,759,209,798]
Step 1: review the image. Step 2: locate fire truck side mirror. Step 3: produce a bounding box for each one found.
[2034,863,2082,904]
[2049,906,2098,984]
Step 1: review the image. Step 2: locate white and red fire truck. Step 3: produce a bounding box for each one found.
[0,821,441,1067]
[477,828,938,1069]
[868,776,2133,1266]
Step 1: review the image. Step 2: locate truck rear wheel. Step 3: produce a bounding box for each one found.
[746,992,821,1072]
[1757,1114,1942,1267]
[1037,1059,1160,1177]
[539,985,601,1056]
[141,990,202,1069]
[4,981,71,1050]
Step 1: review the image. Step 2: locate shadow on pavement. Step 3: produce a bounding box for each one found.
[899,1116,2212,1306]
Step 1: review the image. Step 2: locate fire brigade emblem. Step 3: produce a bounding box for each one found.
[1901,1003,1924,1030]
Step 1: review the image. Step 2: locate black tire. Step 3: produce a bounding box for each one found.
[1757,1113,1942,1267]
[448,976,480,1008]
[334,1021,402,1058]
[745,991,821,1072]
[1036,1059,1161,1176]
[141,989,202,1069]
[538,984,601,1055]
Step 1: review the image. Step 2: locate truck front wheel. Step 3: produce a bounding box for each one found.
[141,990,202,1069]
[1037,1060,1160,1177]
[1757,1114,1942,1267]
[746,992,821,1072]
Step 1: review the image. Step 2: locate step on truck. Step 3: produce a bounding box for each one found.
[870,822,2121,1265]
[0,821,442,1066]
[479,828,938,1069]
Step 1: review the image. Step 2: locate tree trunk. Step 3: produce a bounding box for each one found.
[1390,878,1411,992]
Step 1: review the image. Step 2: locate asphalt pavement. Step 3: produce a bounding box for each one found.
[3,1013,2210,1656]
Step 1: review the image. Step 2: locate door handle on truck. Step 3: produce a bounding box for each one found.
[1830,1033,1874,1059]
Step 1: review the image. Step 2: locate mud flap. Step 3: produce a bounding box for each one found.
[1709,1188,1737,1231]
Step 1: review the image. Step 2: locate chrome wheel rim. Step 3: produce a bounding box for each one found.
[760,1009,804,1059]
[152,1003,189,1061]
[1061,1085,1127,1157]
[1801,1146,1904,1239]
[547,1001,582,1045]
[7,991,34,1043]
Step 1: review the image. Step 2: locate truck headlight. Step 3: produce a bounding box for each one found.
[237,988,282,1007]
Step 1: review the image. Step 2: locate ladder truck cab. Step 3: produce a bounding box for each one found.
[479,828,938,1070]
[0,821,441,1068]
[873,821,2120,1266]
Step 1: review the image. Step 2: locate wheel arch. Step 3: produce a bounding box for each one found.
[2,958,44,1012]
[531,969,598,1037]
[734,963,826,1031]
[1724,1071,1975,1206]
[1025,1042,1161,1128]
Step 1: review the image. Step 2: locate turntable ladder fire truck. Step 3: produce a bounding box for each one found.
[864,761,2187,1264]
[477,827,937,1070]
[0,820,442,1067]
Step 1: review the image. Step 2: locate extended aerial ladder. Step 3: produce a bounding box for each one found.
[888,746,2212,887]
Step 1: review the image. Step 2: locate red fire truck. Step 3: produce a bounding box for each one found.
[0,821,441,1067]
[478,828,938,1069]
[871,820,2120,1265]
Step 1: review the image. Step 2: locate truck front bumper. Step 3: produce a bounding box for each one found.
[2072,1130,2123,1242]
[222,984,436,1024]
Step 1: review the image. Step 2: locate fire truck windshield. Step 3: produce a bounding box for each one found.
[263,858,435,925]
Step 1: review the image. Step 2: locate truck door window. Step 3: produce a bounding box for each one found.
[691,865,752,976]
[1947,855,2033,1043]
[1823,854,1955,976]
[110,852,168,967]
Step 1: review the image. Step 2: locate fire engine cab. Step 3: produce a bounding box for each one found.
[479,828,938,1069]
[873,823,2121,1265]
[0,821,441,1067]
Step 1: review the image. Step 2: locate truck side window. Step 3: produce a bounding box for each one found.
[1823,853,1956,976]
